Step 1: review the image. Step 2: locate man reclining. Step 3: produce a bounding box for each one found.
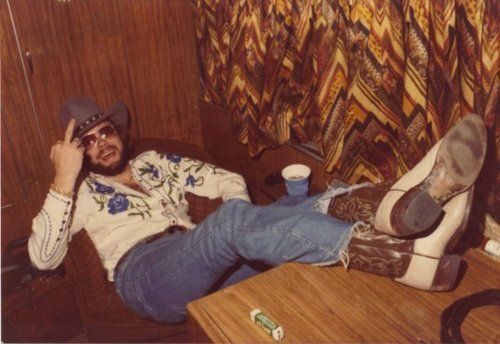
[29,96,487,323]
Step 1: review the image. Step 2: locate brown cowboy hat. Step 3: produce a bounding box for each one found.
[60,96,129,138]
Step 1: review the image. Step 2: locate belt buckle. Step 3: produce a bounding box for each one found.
[167,225,186,235]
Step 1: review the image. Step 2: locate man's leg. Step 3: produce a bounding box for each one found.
[209,194,328,290]
[114,199,353,323]
[214,260,270,290]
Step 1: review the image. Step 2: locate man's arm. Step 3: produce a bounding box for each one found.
[28,119,85,270]
[180,157,251,203]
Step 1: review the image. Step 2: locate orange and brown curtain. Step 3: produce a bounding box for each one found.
[192,0,498,185]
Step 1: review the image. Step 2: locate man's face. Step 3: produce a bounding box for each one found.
[81,120,128,176]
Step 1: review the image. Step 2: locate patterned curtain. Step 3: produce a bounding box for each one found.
[193,0,498,185]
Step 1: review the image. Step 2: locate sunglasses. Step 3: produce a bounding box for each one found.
[81,125,117,149]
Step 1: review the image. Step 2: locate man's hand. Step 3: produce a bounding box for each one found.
[50,118,85,193]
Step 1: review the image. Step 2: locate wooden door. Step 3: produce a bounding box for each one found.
[1,0,52,249]
[7,0,137,146]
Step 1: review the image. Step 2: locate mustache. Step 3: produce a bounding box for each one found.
[97,145,117,159]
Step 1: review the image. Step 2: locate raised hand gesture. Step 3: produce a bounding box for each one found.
[50,118,85,193]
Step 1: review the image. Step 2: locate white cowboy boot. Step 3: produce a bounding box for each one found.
[374,114,486,237]
[344,223,462,292]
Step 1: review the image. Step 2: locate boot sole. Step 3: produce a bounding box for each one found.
[390,114,486,236]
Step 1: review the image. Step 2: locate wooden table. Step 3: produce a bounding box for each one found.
[187,249,500,343]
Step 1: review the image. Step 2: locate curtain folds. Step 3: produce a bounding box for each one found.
[193,0,498,186]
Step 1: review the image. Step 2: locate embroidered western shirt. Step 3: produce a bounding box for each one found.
[28,150,250,281]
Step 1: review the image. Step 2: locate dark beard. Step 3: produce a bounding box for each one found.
[85,144,130,176]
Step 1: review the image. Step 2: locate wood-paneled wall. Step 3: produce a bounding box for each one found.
[1,0,202,250]
[118,0,202,141]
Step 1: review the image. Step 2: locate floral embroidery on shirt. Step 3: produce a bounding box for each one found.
[183,158,227,176]
[94,181,115,194]
[182,159,225,188]
[185,175,198,187]
[85,177,153,219]
[139,162,160,180]
[92,193,152,219]
[183,161,204,186]
[137,160,182,204]
[107,193,129,214]
[165,154,182,163]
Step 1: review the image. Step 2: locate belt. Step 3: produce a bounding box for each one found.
[115,225,186,274]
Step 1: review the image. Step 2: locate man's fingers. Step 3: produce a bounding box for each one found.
[50,145,55,161]
[64,118,76,143]
[72,137,84,149]
[50,141,62,160]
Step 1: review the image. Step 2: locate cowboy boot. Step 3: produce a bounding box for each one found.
[341,187,475,291]
[323,114,486,237]
[373,114,486,237]
[344,224,461,292]
[327,181,393,224]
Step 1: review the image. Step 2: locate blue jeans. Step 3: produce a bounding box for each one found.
[114,194,352,323]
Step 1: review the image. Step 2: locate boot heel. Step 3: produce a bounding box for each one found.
[391,188,443,236]
[429,255,461,292]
